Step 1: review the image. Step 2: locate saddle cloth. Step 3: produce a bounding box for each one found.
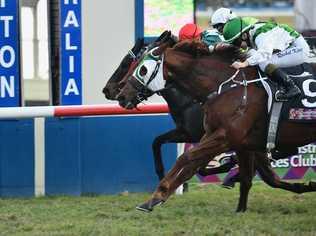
[261,63,316,122]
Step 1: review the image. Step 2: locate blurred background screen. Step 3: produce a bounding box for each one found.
[144,0,195,37]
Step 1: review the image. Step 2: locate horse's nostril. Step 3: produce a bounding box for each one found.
[117,95,125,101]
[103,88,110,97]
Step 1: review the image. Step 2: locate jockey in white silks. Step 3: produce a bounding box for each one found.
[223,17,311,100]
[210,7,237,34]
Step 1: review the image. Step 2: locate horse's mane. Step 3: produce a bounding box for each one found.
[172,40,247,63]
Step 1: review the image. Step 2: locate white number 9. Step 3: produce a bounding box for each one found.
[302,79,316,107]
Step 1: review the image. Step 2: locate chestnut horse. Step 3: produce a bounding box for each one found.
[102,32,293,183]
[117,39,316,212]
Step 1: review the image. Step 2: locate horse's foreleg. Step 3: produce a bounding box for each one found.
[152,128,194,180]
[137,129,229,212]
[255,152,316,194]
[236,151,255,212]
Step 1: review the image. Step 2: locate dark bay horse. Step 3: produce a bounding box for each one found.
[117,39,316,212]
[103,32,206,181]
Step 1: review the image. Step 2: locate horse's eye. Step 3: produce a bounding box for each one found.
[118,81,126,89]
[122,58,132,68]
[140,65,148,76]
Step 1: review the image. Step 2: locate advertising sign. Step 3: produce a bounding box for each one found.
[0,0,21,107]
[184,143,316,183]
[60,0,82,105]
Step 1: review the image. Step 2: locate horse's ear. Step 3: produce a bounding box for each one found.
[156,30,169,42]
[158,30,173,44]
[133,38,144,54]
[170,34,179,43]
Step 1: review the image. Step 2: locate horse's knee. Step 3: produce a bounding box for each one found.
[266,179,280,188]
[240,179,252,190]
[152,137,163,150]
[257,169,280,188]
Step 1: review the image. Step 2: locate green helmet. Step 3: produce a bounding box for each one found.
[223,17,258,43]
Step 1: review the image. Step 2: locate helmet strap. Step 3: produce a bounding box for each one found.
[241,32,248,41]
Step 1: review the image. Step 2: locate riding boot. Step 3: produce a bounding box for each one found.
[265,64,301,101]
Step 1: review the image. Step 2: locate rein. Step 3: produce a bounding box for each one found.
[207,69,268,105]
[128,50,137,59]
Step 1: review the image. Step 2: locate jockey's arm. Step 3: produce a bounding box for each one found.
[245,35,274,66]
[231,35,274,69]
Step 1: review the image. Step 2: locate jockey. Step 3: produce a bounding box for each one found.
[178,23,224,51]
[223,17,311,100]
[201,29,224,50]
[178,23,203,41]
[207,8,252,52]
[210,7,237,33]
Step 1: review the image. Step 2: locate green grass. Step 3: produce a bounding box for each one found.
[0,182,315,236]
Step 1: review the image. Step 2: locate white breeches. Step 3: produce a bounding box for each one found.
[259,36,311,71]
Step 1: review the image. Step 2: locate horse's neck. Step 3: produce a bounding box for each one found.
[160,85,196,113]
[170,60,235,97]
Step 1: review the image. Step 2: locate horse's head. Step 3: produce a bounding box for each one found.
[102,38,145,100]
[102,31,174,100]
[117,37,176,109]
[117,39,249,109]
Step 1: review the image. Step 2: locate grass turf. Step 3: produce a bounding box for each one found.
[0,181,315,236]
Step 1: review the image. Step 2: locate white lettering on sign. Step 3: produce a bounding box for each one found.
[302,79,316,107]
[0,45,15,68]
[64,0,78,5]
[64,10,79,27]
[61,0,81,104]
[291,155,316,167]
[0,75,14,97]
[299,144,316,154]
[0,16,13,38]
[65,33,77,50]
[0,0,6,8]
[69,56,74,73]
[64,78,79,95]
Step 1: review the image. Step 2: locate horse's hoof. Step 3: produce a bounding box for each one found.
[221,182,235,189]
[136,198,164,213]
[136,203,153,213]
[236,207,247,213]
[183,182,189,192]
[197,168,208,176]
[309,181,316,190]
[221,178,236,189]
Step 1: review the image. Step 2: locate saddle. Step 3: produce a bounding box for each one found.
[261,63,316,151]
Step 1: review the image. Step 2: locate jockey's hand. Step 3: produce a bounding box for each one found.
[231,61,249,69]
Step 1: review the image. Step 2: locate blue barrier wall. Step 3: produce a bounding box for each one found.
[0,115,177,197]
[0,119,34,197]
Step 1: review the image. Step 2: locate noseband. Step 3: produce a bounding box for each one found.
[127,53,163,101]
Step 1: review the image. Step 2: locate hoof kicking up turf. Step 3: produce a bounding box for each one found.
[136,198,164,212]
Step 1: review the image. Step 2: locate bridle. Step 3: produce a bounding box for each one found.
[126,49,164,102]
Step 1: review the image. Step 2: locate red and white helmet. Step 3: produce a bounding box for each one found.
[211,8,237,26]
[178,23,203,41]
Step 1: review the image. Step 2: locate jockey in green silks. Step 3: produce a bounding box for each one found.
[206,8,256,53]
[223,17,311,100]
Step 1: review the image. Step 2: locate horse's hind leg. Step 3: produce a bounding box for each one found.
[236,151,255,212]
[198,154,237,176]
[152,128,195,180]
[255,152,316,194]
[136,129,229,212]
